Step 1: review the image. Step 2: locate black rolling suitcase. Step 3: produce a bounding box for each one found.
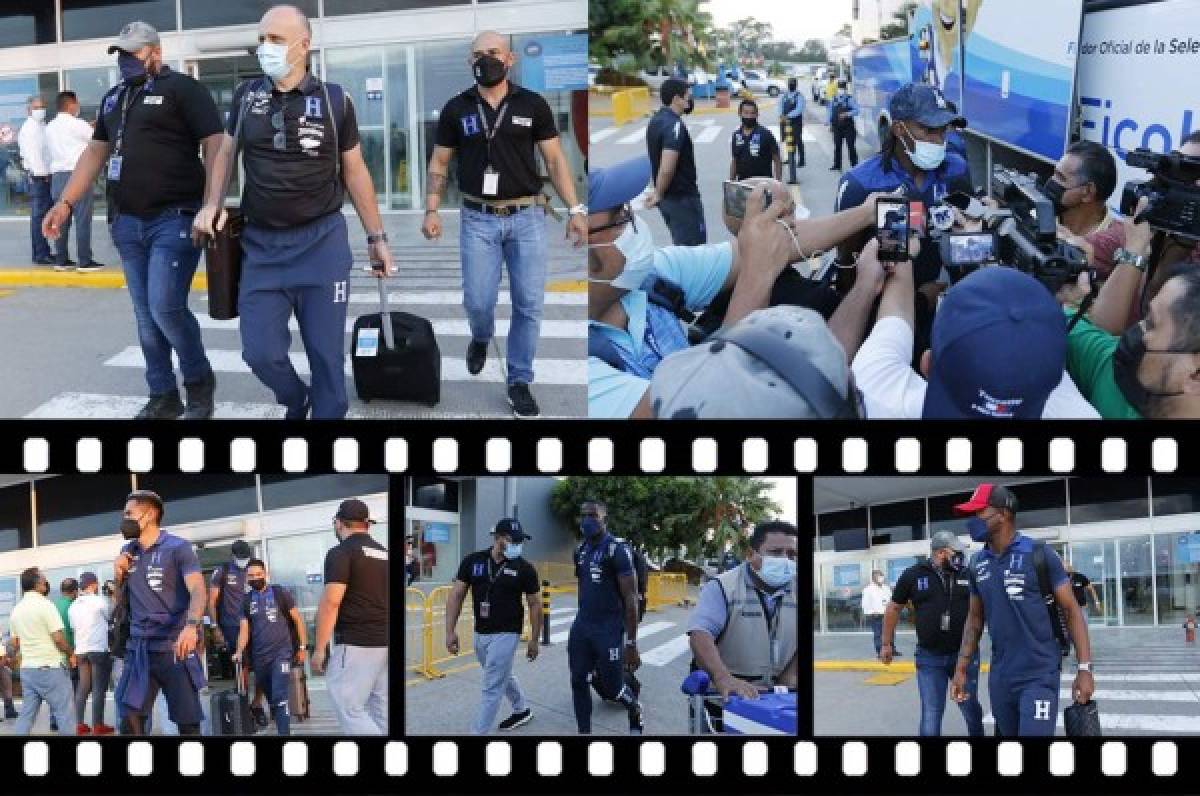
[210,660,256,736]
[351,277,441,405]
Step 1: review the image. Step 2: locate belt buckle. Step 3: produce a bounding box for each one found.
[494,205,511,217]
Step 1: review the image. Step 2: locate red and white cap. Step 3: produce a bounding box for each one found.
[953,483,1018,516]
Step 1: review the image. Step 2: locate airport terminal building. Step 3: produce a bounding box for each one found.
[814,477,1200,632]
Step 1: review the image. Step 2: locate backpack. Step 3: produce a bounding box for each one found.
[108,581,130,659]
[577,538,646,623]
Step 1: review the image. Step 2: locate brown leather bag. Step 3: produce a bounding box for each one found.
[204,83,254,320]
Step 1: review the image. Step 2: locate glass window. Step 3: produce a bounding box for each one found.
[409,517,458,582]
[326,47,386,207]
[0,575,18,632]
[1068,539,1117,626]
[415,38,472,208]
[64,65,122,121]
[1154,531,1200,626]
[927,490,974,538]
[261,474,388,512]
[133,475,258,526]
[1152,478,1200,518]
[0,2,56,48]
[813,563,821,632]
[815,508,867,552]
[264,529,339,661]
[62,1,177,42]
[326,0,469,13]
[1069,477,1148,524]
[385,45,413,209]
[1007,480,1067,530]
[1118,534,1154,625]
[34,475,134,547]
[410,477,459,513]
[0,480,32,552]
[868,499,925,546]
[182,0,317,29]
[0,73,62,218]
[820,560,868,631]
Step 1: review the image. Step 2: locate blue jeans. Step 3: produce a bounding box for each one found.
[867,614,883,655]
[460,205,546,386]
[29,175,52,260]
[915,647,984,736]
[50,171,93,265]
[15,666,75,735]
[111,209,211,396]
[656,193,707,245]
[472,632,527,734]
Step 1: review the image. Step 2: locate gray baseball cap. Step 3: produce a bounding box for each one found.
[930,530,965,554]
[650,305,855,419]
[107,21,161,54]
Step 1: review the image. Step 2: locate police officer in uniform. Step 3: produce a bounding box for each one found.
[729,99,781,182]
[44,21,224,420]
[828,80,859,171]
[779,77,806,180]
[569,500,644,734]
[233,559,307,736]
[112,490,208,735]
[422,31,587,419]
[687,520,798,731]
[193,5,393,420]
[882,531,983,736]
[644,78,705,245]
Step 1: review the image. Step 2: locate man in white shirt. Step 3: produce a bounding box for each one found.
[67,572,115,735]
[45,90,103,273]
[861,570,902,658]
[17,95,54,265]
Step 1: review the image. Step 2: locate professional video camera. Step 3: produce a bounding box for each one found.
[1120,147,1200,242]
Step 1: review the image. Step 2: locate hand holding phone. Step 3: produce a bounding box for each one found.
[875,197,910,262]
[723,179,772,221]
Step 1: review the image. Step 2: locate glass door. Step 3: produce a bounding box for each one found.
[190,54,265,200]
[1070,539,1118,626]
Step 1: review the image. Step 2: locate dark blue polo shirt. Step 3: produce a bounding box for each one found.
[834,151,974,285]
[967,532,1069,683]
[121,531,202,652]
[242,584,296,672]
[646,107,698,198]
[574,533,633,627]
[211,559,249,628]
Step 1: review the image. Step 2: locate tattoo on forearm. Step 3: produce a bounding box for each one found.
[427,171,448,198]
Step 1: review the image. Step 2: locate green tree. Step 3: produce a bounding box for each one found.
[588,0,712,71]
[879,1,918,40]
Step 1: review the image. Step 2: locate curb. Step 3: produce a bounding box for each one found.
[816,660,992,673]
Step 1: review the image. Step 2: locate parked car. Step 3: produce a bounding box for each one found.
[740,69,786,97]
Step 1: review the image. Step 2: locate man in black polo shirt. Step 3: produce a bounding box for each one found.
[882,531,983,736]
[729,99,781,181]
[422,31,587,419]
[43,20,224,420]
[445,518,541,733]
[645,78,704,245]
[193,5,393,420]
[312,499,388,735]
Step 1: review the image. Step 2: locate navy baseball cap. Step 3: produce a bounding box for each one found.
[889,82,966,129]
[492,518,530,543]
[922,267,1066,419]
[588,156,651,214]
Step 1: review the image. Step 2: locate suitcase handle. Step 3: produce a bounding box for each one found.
[376,275,396,351]
[235,658,248,697]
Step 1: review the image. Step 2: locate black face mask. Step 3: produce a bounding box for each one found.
[741,116,757,129]
[119,517,142,539]
[249,579,267,591]
[1113,322,1189,415]
[683,97,695,115]
[473,54,508,88]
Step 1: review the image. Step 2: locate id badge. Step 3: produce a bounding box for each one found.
[940,613,951,632]
[480,601,490,619]
[482,167,499,197]
[107,155,123,181]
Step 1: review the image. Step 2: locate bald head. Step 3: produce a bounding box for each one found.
[258,4,312,82]
[263,4,311,35]
[471,30,510,57]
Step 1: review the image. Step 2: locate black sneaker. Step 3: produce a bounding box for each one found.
[627,700,645,735]
[497,708,532,731]
[250,705,269,729]
[135,391,184,419]
[507,382,540,419]
[76,261,105,273]
[182,375,216,420]
[466,340,488,375]
[285,394,311,420]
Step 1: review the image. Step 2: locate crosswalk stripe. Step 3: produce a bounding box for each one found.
[346,291,586,306]
[549,615,574,628]
[617,126,647,145]
[548,620,675,645]
[1058,689,1200,702]
[984,712,1200,734]
[193,316,585,339]
[692,125,722,145]
[103,347,588,385]
[589,127,619,144]
[640,634,692,667]
[1059,673,1200,683]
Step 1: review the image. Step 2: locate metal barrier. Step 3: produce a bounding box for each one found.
[405,587,440,679]
[611,86,651,127]
[646,572,689,612]
[425,584,474,676]
[536,561,577,589]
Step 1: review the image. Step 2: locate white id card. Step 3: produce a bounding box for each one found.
[355,328,380,357]
[482,168,499,197]
[107,156,123,181]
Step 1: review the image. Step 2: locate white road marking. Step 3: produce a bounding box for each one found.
[194,316,585,339]
[692,125,723,145]
[199,291,587,306]
[1057,689,1200,703]
[548,620,675,646]
[1059,672,1200,684]
[589,127,619,144]
[983,712,1200,734]
[639,634,693,667]
[617,126,647,145]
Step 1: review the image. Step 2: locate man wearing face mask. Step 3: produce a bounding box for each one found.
[421,31,585,418]
[44,21,223,420]
[860,569,897,659]
[17,95,54,265]
[645,78,705,245]
[779,77,805,180]
[194,5,391,420]
[9,568,76,735]
[232,560,307,736]
[827,80,859,172]
[44,91,104,272]
[207,539,269,725]
[729,99,781,182]
[883,531,983,736]
[687,521,798,732]
[950,484,1094,737]
[1044,141,1125,278]
[312,499,388,734]
[445,519,541,734]
[112,490,208,735]
[569,500,644,734]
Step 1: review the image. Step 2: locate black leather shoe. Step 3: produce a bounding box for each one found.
[135,391,184,419]
[507,382,540,419]
[466,340,488,375]
[182,375,216,419]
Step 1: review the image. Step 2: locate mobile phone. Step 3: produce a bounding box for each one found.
[945,232,997,266]
[722,179,772,221]
[875,197,910,262]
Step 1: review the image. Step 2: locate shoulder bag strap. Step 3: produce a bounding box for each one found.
[1033,542,1069,652]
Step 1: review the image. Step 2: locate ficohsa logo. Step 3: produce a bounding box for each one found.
[525,41,542,57]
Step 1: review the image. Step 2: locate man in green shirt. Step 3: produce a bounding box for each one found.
[51,577,79,732]
[1066,312,1142,419]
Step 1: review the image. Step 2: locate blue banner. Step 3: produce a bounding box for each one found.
[518,34,588,92]
[833,564,861,589]
[424,522,451,544]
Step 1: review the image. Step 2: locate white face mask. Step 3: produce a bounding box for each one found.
[31,108,46,122]
[505,543,523,559]
[898,123,946,171]
[758,555,796,588]
[257,40,299,81]
[234,557,250,569]
[588,215,657,291]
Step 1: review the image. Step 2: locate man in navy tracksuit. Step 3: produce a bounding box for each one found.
[207,539,269,726]
[568,499,644,734]
[950,484,1095,736]
[233,560,307,736]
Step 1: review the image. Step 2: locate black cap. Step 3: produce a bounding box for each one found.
[492,518,530,543]
[335,498,376,524]
[231,540,253,558]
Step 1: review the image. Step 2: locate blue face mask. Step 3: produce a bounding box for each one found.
[966,517,990,543]
[580,517,603,539]
[759,555,796,588]
[118,51,147,83]
[504,543,523,559]
[257,40,298,81]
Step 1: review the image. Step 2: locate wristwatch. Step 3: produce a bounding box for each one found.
[1113,247,1148,272]
[186,618,202,629]
[568,204,587,216]
[624,639,638,648]
[1077,662,1093,672]
[366,232,389,244]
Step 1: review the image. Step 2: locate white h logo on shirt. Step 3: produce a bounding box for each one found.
[1033,700,1051,721]
[333,280,347,303]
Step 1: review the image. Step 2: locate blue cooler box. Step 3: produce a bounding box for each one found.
[722,692,797,735]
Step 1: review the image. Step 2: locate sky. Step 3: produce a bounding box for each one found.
[766,477,798,524]
[701,0,853,46]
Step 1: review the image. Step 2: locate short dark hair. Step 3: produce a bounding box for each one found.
[749,520,797,551]
[581,498,607,514]
[738,98,758,114]
[60,578,79,595]
[1066,140,1118,201]
[1164,266,1200,352]
[126,490,164,523]
[246,558,266,571]
[56,90,77,111]
[1184,130,1200,147]
[660,78,689,107]
[20,567,41,593]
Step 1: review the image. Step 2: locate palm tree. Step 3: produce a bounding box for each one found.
[687,477,782,559]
